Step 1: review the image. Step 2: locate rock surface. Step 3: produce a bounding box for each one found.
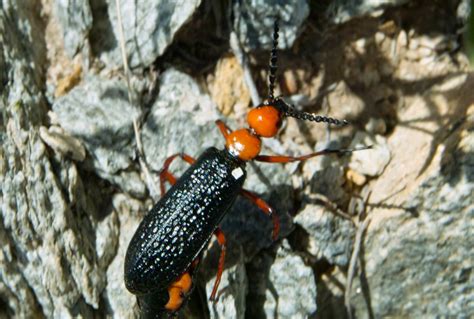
[233,0,310,50]
[1,3,113,317]
[52,76,146,197]
[205,250,247,319]
[54,0,93,57]
[1,1,473,318]
[327,0,410,24]
[294,205,355,267]
[263,241,317,318]
[91,0,201,69]
[350,77,474,317]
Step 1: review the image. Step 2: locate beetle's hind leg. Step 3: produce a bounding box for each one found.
[240,189,280,241]
[215,120,232,139]
[159,153,196,195]
[210,228,227,302]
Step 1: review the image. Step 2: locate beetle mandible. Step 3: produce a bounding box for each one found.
[124,19,364,318]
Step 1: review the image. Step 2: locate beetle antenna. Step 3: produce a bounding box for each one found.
[275,98,350,126]
[268,18,279,103]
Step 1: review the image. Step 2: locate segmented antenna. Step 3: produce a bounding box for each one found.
[275,98,349,126]
[268,18,279,102]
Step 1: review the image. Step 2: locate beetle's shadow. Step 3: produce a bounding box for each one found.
[190,182,293,318]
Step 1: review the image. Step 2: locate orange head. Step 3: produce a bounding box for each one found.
[225,128,262,161]
[247,105,282,138]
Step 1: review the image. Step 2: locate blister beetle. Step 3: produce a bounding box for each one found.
[124,20,367,318]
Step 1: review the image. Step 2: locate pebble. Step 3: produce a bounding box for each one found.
[39,126,86,161]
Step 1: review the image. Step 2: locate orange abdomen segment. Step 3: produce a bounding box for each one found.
[164,272,193,311]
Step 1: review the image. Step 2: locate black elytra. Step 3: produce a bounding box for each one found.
[124,148,246,295]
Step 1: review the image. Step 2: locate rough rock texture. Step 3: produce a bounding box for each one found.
[54,0,93,57]
[233,0,310,50]
[294,204,355,267]
[105,194,147,318]
[1,0,473,318]
[350,76,474,317]
[141,69,222,172]
[263,241,317,318]
[52,76,146,197]
[90,0,201,69]
[1,2,117,317]
[327,0,411,24]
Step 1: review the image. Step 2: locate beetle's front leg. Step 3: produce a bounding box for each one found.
[159,153,196,195]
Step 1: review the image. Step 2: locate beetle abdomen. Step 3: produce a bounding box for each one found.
[124,147,246,295]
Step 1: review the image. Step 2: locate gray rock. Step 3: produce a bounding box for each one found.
[353,170,474,316]
[92,0,201,69]
[52,75,146,197]
[0,6,114,315]
[327,0,411,24]
[294,204,355,267]
[141,68,222,173]
[264,241,317,318]
[303,155,349,205]
[54,0,93,57]
[348,82,474,317]
[233,0,310,50]
[105,193,147,318]
[205,249,247,319]
[223,140,296,258]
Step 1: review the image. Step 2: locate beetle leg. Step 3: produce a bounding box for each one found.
[240,189,280,240]
[159,171,178,196]
[209,228,226,302]
[255,147,371,163]
[215,120,232,139]
[159,153,196,195]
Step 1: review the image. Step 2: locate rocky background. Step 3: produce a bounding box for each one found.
[1,0,473,318]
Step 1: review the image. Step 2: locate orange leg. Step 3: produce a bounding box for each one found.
[210,228,226,302]
[256,149,351,163]
[159,153,196,195]
[255,146,372,163]
[215,120,232,139]
[240,189,280,241]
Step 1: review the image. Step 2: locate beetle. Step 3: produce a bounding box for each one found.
[124,20,365,318]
